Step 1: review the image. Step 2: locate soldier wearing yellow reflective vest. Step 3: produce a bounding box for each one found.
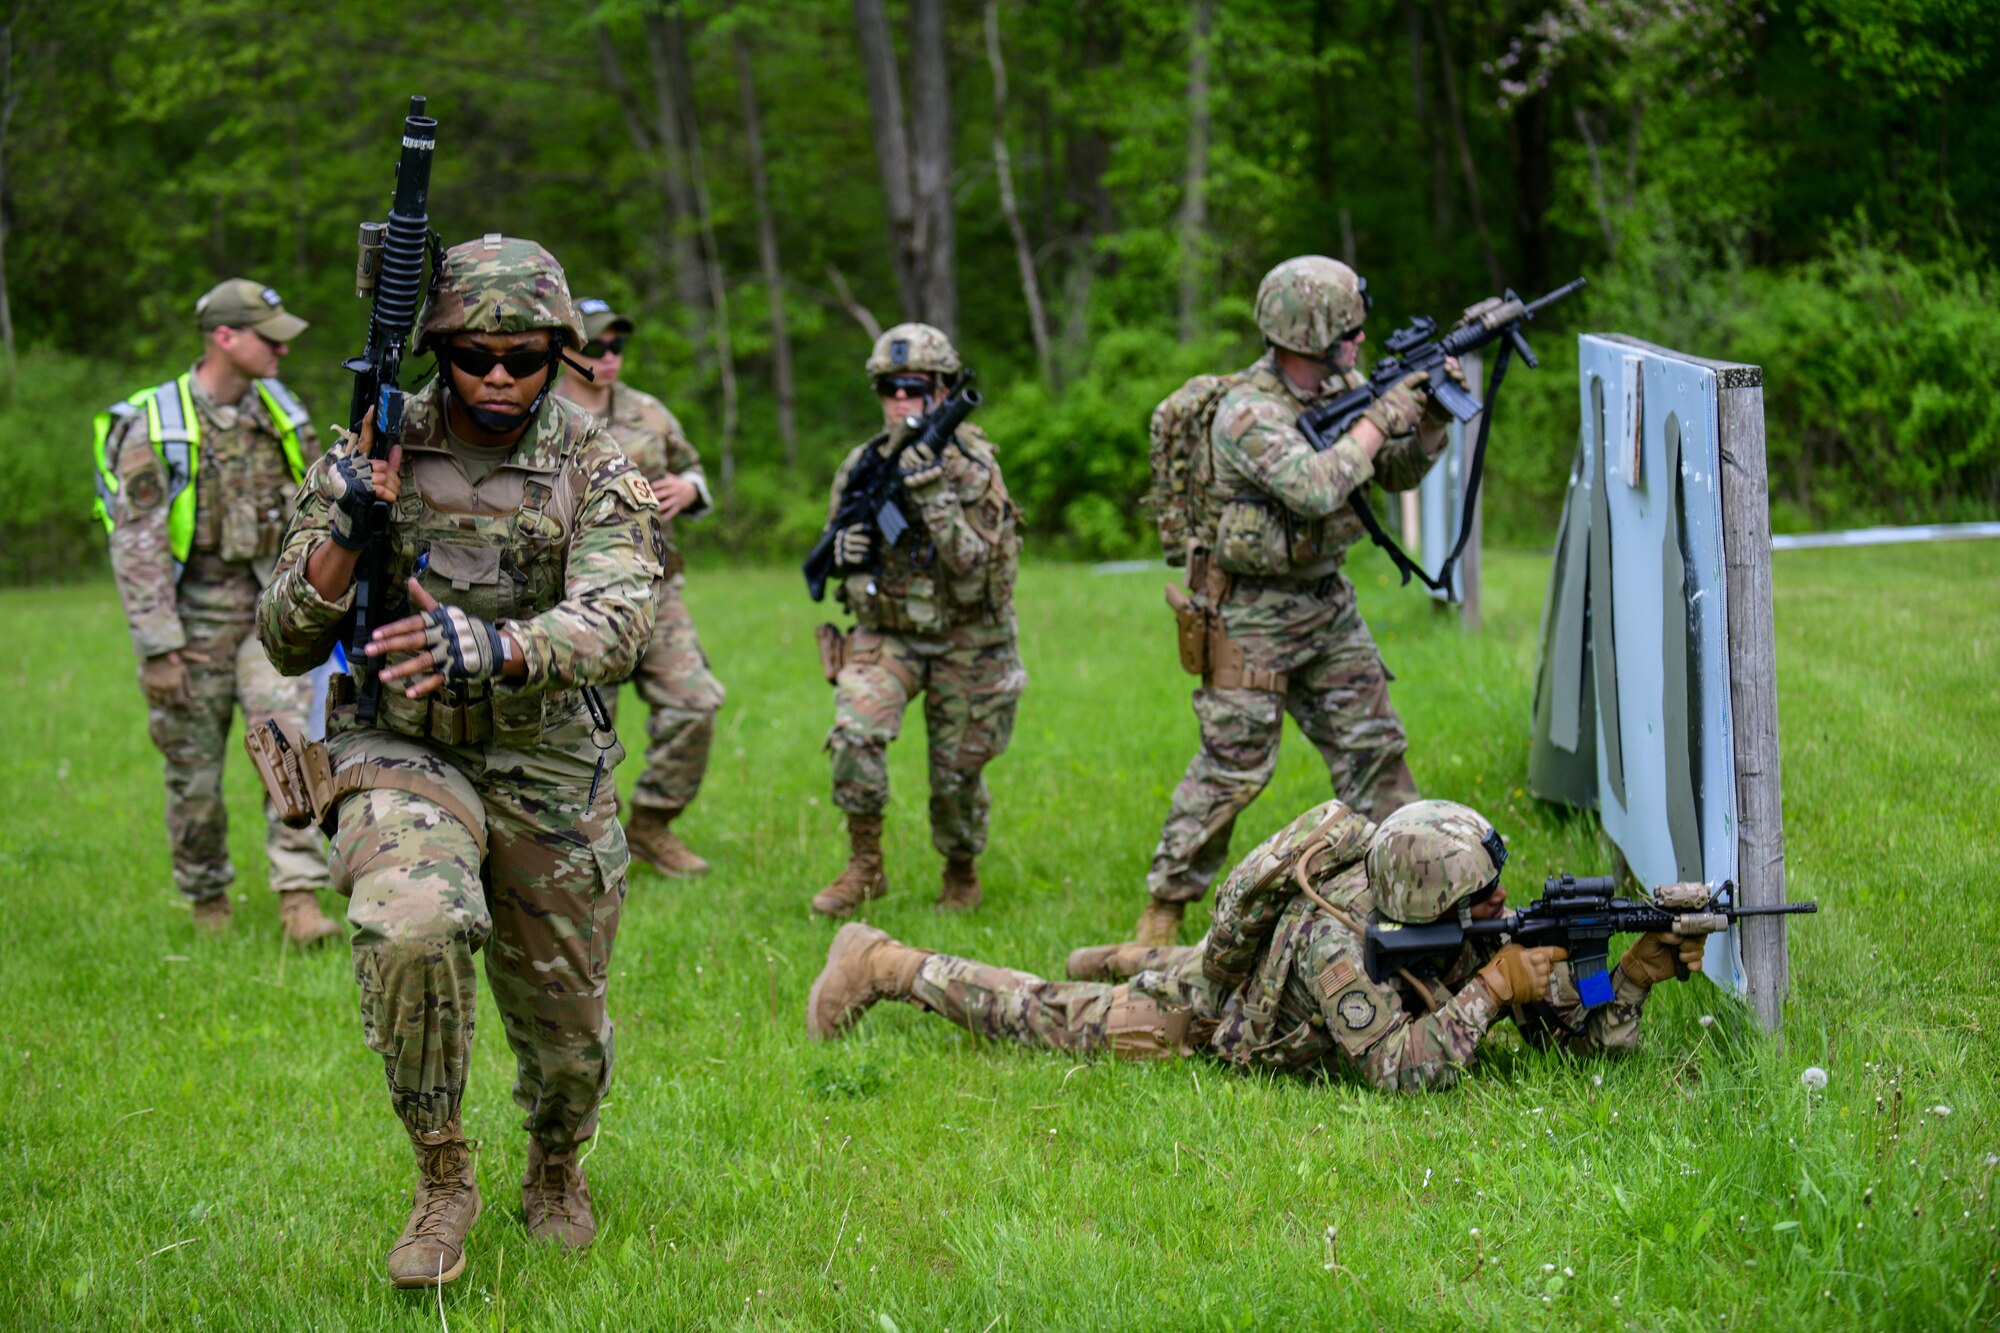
[92,278,338,945]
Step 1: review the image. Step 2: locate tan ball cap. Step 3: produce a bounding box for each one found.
[196,278,309,342]
[576,298,636,344]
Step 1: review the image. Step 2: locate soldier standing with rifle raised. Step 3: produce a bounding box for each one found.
[258,102,661,1288]
[1133,256,1455,947]
[805,324,1024,917]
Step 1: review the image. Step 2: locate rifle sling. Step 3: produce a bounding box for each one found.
[1344,337,1516,603]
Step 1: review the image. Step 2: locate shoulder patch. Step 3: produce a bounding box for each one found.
[1319,962,1399,1057]
[125,471,164,512]
[614,470,660,511]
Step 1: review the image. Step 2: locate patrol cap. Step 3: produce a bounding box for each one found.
[576,298,635,344]
[196,278,309,341]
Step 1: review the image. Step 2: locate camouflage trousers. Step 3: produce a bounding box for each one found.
[910,946,1206,1060]
[607,577,724,813]
[324,706,628,1149]
[827,624,1026,859]
[1147,598,1418,905]
[144,611,327,902]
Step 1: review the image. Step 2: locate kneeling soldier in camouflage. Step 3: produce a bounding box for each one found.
[808,799,1704,1089]
[258,238,661,1285]
[813,324,1025,916]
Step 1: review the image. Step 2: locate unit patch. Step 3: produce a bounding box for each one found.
[1337,990,1377,1031]
[126,472,164,511]
[614,471,659,510]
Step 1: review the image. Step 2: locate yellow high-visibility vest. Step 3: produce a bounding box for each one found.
[92,373,309,580]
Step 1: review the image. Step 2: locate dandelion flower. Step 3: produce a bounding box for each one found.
[1801,1066,1829,1091]
[1699,1014,1716,1028]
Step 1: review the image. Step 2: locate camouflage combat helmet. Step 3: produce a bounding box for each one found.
[1366,800,1507,924]
[865,322,961,379]
[1254,255,1369,355]
[418,234,586,351]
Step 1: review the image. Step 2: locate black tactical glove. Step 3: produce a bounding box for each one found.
[322,453,379,550]
[415,604,508,685]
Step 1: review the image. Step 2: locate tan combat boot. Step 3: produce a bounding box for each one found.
[806,923,931,1039]
[1132,899,1184,948]
[1066,941,1159,982]
[279,890,341,947]
[624,805,710,877]
[387,1120,481,1289]
[810,814,888,917]
[936,856,982,912]
[191,895,231,937]
[521,1140,596,1249]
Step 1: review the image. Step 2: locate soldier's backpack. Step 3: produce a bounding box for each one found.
[1146,372,1246,566]
[1201,799,1377,989]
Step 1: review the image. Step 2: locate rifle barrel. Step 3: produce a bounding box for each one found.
[1524,277,1587,316]
[1730,902,1819,916]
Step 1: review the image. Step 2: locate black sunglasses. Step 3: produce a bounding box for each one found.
[581,335,627,359]
[441,341,555,379]
[874,374,937,399]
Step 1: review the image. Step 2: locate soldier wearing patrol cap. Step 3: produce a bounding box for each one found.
[806,798,1705,1087]
[555,298,724,876]
[812,322,1025,917]
[91,278,338,946]
[259,235,663,1285]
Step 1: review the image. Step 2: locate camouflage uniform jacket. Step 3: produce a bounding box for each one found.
[105,363,322,659]
[259,379,662,737]
[830,420,1020,637]
[1203,354,1446,584]
[597,383,710,564]
[1164,802,1650,1091]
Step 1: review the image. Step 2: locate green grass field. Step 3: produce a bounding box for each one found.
[1,544,1995,1330]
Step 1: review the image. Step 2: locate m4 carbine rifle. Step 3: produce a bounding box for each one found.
[803,375,982,601]
[1297,277,1586,599]
[1363,873,1818,1009]
[342,95,439,722]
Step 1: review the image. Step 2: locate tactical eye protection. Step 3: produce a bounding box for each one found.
[1466,878,1504,909]
[440,341,556,380]
[874,374,936,399]
[581,335,627,359]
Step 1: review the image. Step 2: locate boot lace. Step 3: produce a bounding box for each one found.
[408,1141,473,1242]
[529,1154,582,1225]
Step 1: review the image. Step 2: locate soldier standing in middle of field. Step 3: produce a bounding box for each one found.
[811,323,1025,917]
[1131,255,1460,948]
[554,298,724,876]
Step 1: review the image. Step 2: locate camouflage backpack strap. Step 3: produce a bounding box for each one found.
[1202,800,1375,988]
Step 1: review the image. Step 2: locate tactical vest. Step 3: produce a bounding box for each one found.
[92,374,309,580]
[839,429,1020,635]
[359,414,597,750]
[1201,363,1369,580]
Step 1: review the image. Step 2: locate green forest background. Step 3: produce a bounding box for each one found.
[0,0,1994,584]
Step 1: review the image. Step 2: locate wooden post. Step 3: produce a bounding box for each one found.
[1603,337,1786,1035]
[1458,351,1483,632]
[1716,364,1788,1037]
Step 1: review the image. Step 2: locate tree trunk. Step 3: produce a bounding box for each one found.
[1509,87,1554,294]
[983,0,1051,384]
[1399,0,1450,239]
[733,29,797,468]
[657,11,737,500]
[853,0,921,320]
[826,262,883,340]
[1575,107,1617,254]
[595,22,708,330]
[1427,0,1503,291]
[644,13,714,329]
[0,17,17,392]
[1176,0,1212,344]
[908,0,955,333]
